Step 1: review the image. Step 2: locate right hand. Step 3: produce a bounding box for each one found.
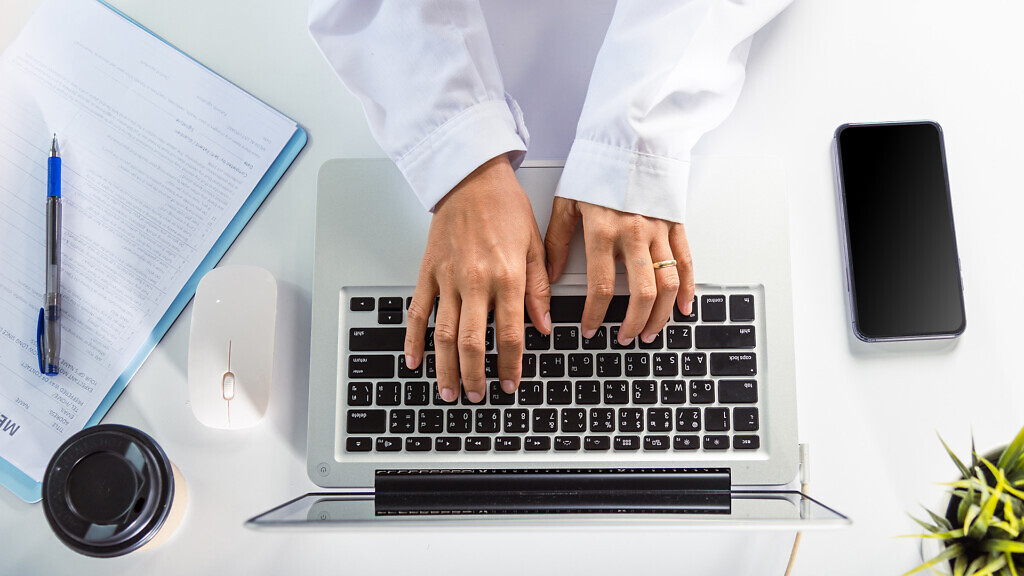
[403,155,552,404]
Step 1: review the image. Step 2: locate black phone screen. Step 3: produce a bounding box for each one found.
[835,122,965,340]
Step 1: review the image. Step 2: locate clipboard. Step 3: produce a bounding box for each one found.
[0,0,307,503]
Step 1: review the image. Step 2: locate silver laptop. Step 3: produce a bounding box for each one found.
[248,157,847,527]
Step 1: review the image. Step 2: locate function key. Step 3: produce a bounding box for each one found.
[734,435,760,450]
[466,437,492,451]
[554,436,581,451]
[673,297,698,322]
[375,437,402,452]
[524,436,551,451]
[350,297,375,311]
[379,297,404,311]
[644,435,670,450]
[673,434,700,450]
[405,437,431,452]
[495,437,521,451]
[585,436,611,451]
[701,295,726,322]
[730,295,755,322]
[346,437,372,452]
[614,436,641,451]
[435,437,462,451]
[703,435,729,450]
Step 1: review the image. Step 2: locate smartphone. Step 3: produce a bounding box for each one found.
[833,121,966,342]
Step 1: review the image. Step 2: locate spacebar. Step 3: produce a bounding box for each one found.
[547,295,628,324]
[349,328,405,351]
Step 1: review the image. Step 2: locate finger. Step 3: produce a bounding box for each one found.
[432,288,461,403]
[544,197,580,283]
[670,224,696,316]
[619,244,658,344]
[457,287,490,403]
[580,223,617,338]
[494,274,526,393]
[525,230,552,334]
[404,268,438,370]
[642,238,681,342]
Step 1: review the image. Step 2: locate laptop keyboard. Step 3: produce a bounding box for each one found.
[339,285,763,458]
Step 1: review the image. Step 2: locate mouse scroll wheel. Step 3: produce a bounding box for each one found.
[222,371,236,401]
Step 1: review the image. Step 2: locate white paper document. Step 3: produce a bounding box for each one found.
[0,0,297,493]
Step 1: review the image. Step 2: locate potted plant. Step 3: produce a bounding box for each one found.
[904,426,1024,576]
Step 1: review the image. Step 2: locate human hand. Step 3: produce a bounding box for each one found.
[544,197,694,345]
[404,155,552,404]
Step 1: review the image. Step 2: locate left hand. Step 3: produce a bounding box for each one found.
[544,197,695,345]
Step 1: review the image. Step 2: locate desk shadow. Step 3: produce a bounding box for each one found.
[273,279,311,457]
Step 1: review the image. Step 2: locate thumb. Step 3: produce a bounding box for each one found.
[544,197,581,283]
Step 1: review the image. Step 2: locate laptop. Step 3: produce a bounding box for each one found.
[248,157,847,527]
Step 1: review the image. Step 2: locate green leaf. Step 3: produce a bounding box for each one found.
[968,552,1007,576]
[979,539,1024,554]
[942,434,973,479]
[901,542,965,576]
[928,507,955,531]
[997,425,1024,474]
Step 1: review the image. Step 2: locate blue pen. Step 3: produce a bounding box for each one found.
[37,134,62,376]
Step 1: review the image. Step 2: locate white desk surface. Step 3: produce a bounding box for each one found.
[2,1,1022,574]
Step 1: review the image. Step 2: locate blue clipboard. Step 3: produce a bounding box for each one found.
[0,0,307,503]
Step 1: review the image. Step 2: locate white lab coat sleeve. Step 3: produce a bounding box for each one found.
[556,0,793,224]
[308,0,529,211]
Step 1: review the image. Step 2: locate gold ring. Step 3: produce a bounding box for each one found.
[653,259,677,269]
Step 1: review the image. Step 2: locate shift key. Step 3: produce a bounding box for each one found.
[348,355,394,378]
[347,410,386,433]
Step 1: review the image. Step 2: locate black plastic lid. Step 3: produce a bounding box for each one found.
[42,424,175,558]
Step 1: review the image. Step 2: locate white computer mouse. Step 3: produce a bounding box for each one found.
[188,265,277,429]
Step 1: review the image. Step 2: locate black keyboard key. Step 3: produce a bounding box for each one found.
[378,310,402,324]
[666,325,692,349]
[406,437,431,452]
[418,409,443,433]
[406,296,413,310]
[348,355,394,379]
[690,380,715,404]
[680,353,707,376]
[618,408,644,432]
[398,355,423,378]
[603,380,629,404]
[446,409,472,433]
[589,408,615,432]
[734,435,760,450]
[734,407,759,431]
[495,437,521,451]
[604,295,629,323]
[719,380,758,403]
[701,295,726,322]
[676,407,701,432]
[460,389,485,405]
[660,380,687,404]
[561,408,586,433]
[704,435,729,450]
[525,327,550,350]
[705,408,730,432]
[524,436,551,451]
[644,435,670,450]
[673,435,700,450]
[349,327,405,351]
[730,294,755,322]
[647,408,673,432]
[389,409,415,433]
[466,437,491,451]
[695,326,756,350]
[346,437,372,452]
[522,354,537,377]
[638,331,663,349]
[653,353,678,376]
[517,381,543,405]
[614,436,641,451]
[548,295,586,323]
[350,297,375,311]
[632,380,657,404]
[540,354,565,377]
[432,382,455,405]
[489,381,515,405]
[483,354,497,378]
[475,409,500,433]
[379,297,403,311]
[425,354,436,378]
[546,381,572,405]
[425,328,435,352]
[347,383,372,406]
[504,409,530,433]
[673,297,698,322]
[710,352,757,376]
[404,382,429,406]
[485,327,495,351]
[585,436,611,451]
[581,326,607,350]
[554,436,581,451]
[568,353,594,377]
[376,382,401,406]
[435,437,461,451]
[554,326,579,350]
[610,326,636,349]
[575,380,601,405]
[376,437,402,452]
[624,353,650,376]
[596,353,621,377]
[533,409,558,433]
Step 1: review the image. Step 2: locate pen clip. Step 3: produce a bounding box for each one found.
[36,308,45,374]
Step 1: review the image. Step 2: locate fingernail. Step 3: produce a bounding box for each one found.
[620,336,634,346]
[683,301,693,315]
[467,390,484,403]
[405,354,417,369]
[501,379,516,394]
[641,332,656,344]
[544,312,552,332]
[582,328,597,339]
[441,387,457,403]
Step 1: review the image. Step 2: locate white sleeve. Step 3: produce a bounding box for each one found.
[308,0,529,211]
[555,0,794,224]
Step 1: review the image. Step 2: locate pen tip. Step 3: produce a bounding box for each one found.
[50,134,59,157]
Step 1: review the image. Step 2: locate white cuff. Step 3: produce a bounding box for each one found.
[396,98,529,212]
[555,139,690,224]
